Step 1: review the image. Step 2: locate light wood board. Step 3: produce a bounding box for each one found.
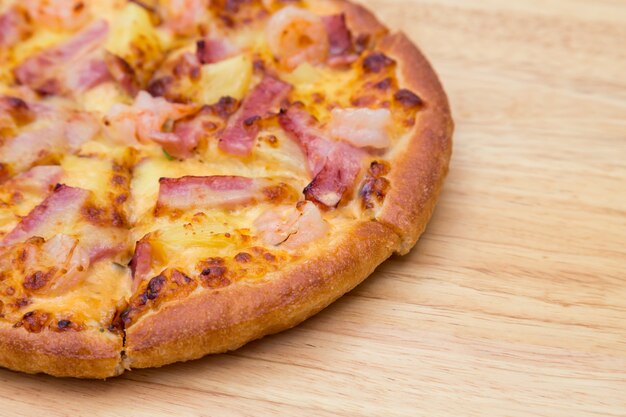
[1,0,625,416]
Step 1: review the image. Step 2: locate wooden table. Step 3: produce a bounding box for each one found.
[1,1,625,416]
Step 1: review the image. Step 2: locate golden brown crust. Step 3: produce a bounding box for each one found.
[0,0,451,377]
[0,323,123,378]
[125,220,400,368]
[376,32,454,254]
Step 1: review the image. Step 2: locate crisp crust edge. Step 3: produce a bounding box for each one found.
[125,220,400,368]
[0,324,123,378]
[376,32,454,254]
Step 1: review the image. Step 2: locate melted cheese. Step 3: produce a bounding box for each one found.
[0,0,418,333]
[27,261,131,327]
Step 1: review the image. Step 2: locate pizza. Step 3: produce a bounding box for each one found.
[0,0,452,378]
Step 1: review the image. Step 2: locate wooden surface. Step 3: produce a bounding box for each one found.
[1,1,625,416]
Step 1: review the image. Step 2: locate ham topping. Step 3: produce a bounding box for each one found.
[0,185,90,248]
[0,7,31,48]
[2,165,63,193]
[328,108,391,149]
[161,0,211,36]
[156,175,294,213]
[278,106,365,207]
[0,184,127,295]
[129,237,153,292]
[0,109,100,176]
[322,14,358,67]
[104,52,140,97]
[196,38,238,65]
[20,234,90,295]
[254,202,328,250]
[218,76,292,156]
[14,20,110,96]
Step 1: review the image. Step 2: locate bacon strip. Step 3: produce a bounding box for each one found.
[196,38,238,65]
[152,107,215,159]
[0,109,100,175]
[278,106,365,207]
[0,7,30,48]
[322,14,358,68]
[3,165,63,193]
[14,20,110,96]
[323,14,352,57]
[219,76,292,156]
[104,52,140,96]
[156,175,292,213]
[0,185,90,247]
[129,237,153,292]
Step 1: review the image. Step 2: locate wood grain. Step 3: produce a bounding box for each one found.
[1,1,625,415]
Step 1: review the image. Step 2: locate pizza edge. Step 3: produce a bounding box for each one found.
[0,0,453,378]
[0,324,123,378]
[125,220,400,369]
[124,2,453,370]
[376,31,454,255]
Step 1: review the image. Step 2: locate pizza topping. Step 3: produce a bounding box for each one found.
[14,20,110,96]
[266,6,329,71]
[328,108,391,149]
[0,8,31,49]
[196,38,238,65]
[0,185,90,247]
[22,0,90,31]
[104,52,141,96]
[3,166,63,194]
[104,91,197,147]
[278,106,365,207]
[322,14,358,68]
[1,111,100,176]
[219,76,292,156]
[254,201,328,250]
[302,141,365,207]
[161,0,211,36]
[129,237,153,292]
[161,106,219,158]
[362,52,396,73]
[21,234,90,295]
[156,176,295,214]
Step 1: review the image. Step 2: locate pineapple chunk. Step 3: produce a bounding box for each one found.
[80,82,129,114]
[61,155,113,205]
[105,3,164,83]
[183,54,254,105]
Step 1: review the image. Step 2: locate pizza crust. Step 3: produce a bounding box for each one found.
[0,324,123,378]
[0,0,452,377]
[124,12,453,368]
[376,32,454,254]
[125,220,400,368]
